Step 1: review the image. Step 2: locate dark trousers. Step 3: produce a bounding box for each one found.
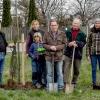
[31,56,46,85]
[64,56,81,84]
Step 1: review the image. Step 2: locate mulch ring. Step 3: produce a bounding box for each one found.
[0,79,36,90]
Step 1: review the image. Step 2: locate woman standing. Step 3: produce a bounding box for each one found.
[26,20,46,88]
[64,18,86,88]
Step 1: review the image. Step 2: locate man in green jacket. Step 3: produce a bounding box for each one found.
[64,18,86,88]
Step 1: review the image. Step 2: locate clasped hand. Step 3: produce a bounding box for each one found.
[68,41,78,47]
[50,46,57,51]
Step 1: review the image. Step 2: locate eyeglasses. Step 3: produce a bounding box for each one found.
[50,25,58,26]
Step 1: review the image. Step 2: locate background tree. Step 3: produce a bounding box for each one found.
[67,0,100,26]
[16,0,29,26]
[27,0,37,26]
[2,0,12,27]
[36,0,67,25]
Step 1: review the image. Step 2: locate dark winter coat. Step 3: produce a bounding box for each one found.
[64,28,86,59]
[0,31,8,54]
[26,29,44,54]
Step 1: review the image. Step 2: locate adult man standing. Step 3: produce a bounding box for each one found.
[64,18,86,88]
[86,18,100,89]
[0,21,8,85]
[43,19,67,91]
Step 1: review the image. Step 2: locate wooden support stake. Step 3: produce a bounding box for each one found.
[21,33,25,85]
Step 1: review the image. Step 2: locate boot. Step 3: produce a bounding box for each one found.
[93,84,100,90]
[32,72,37,86]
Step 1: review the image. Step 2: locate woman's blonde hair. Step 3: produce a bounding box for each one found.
[30,20,39,29]
[33,32,42,42]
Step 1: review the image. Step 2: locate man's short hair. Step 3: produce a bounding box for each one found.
[73,18,82,25]
[49,18,58,25]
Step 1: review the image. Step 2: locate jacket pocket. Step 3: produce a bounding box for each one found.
[57,38,63,44]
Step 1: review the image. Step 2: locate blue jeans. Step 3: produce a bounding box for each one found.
[0,52,5,84]
[46,60,64,90]
[90,55,100,85]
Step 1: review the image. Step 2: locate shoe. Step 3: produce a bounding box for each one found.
[58,87,64,92]
[72,83,77,88]
[93,84,100,90]
[41,84,46,88]
[35,83,42,89]
[59,89,64,92]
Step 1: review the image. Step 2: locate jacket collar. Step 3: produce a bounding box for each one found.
[67,28,82,34]
[91,26,100,33]
[49,30,61,39]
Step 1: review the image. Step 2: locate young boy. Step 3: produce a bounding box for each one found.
[29,32,45,89]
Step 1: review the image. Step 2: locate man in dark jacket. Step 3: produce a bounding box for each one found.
[0,22,8,85]
[64,18,86,87]
[43,19,67,91]
[86,18,100,89]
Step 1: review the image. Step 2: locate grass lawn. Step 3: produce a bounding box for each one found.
[0,53,100,100]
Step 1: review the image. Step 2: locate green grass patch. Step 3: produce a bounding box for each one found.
[0,52,99,100]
